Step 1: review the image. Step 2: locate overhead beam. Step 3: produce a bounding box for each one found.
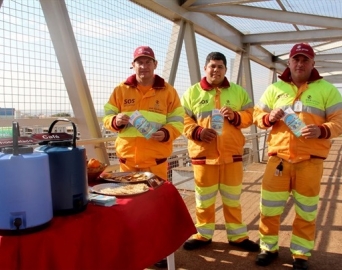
[132,0,241,50]
[315,61,342,69]
[276,42,342,61]
[275,0,299,31]
[180,0,197,8]
[131,0,278,72]
[318,67,342,73]
[243,29,342,45]
[190,5,342,29]
[249,45,282,71]
[130,0,341,85]
[315,54,342,62]
[187,12,242,51]
[186,0,266,6]
[324,76,342,84]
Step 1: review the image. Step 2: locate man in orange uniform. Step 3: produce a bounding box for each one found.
[181,52,259,252]
[253,43,342,270]
[103,46,184,268]
[103,46,184,180]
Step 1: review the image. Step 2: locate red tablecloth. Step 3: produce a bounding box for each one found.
[0,182,196,270]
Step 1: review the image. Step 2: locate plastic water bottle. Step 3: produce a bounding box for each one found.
[282,107,306,137]
[211,109,224,135]
[129,110,158,139]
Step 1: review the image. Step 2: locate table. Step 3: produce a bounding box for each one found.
[0,182,196,270]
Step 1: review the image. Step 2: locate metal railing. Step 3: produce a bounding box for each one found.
[1,120,269,186]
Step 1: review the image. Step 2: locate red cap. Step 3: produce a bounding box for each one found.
[133,46,155,61]
[289,43,315,59]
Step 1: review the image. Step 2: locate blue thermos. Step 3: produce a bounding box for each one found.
[35,119,88,215]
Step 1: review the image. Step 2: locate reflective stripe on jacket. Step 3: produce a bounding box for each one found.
[103,74,184,168]
[253,68,342,162]
[181,77,253,165]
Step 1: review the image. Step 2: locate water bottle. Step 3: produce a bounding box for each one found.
[282,107,306,137]
[211,109,224,135]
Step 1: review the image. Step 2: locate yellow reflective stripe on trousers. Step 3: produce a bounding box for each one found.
[226,223,247,242]
[261,189,289,216]
[197,225,215,239]
[195,185,218,208]
[293,191,319,222]
[259,233,279,252]
[290,234,314,257]
[220,183,242,207]
[219,183,248,242]
[195,185,217,239]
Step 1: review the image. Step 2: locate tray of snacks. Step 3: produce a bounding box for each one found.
[99,171,165,188]
[99,171,154,183]
[91,183,149,197]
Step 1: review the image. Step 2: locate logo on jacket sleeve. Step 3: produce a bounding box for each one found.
[276,93,289,100]
[200,100,208,104]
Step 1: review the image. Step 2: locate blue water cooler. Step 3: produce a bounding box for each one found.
[0,122,53,234]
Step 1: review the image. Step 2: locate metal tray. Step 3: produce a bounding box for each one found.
[99,171,165,189]
[91,183,149,197]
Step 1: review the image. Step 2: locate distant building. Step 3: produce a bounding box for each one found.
[0,108,15,118]
[0,108,15,137]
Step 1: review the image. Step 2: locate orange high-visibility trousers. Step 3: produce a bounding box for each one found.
[259,156,323,259]
[192,162,248,242]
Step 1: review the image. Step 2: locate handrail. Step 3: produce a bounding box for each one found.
[77,136,116,145]
[5,121,269,184]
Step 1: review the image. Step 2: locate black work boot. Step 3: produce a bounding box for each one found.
[255,250,279,266]
[293,258,308,270]
[183,239,212,250]
[229,239,260,252]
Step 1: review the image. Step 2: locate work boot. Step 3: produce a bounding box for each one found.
[183,238,212,250]
[229,239,260,252]
[293,258,308,270]
[255,250,279,266]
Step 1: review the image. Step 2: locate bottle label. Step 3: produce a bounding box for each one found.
[211,109,224,135]
[282,107,306,137]
[129,110,158,139]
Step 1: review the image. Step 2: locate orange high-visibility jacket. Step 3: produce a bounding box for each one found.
[181,77,253,165]
[253,68,342,162]
[103,74,184,169]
